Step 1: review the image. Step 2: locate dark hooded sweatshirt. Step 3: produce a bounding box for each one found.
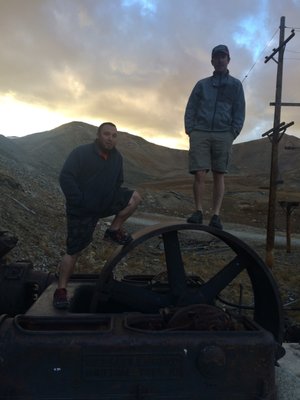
[59,141,123,217]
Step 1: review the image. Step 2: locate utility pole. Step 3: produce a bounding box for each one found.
[263,16,295,268]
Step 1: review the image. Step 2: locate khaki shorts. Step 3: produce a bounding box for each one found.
[188,130,234,174]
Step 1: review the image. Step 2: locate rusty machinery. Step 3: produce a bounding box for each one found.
[0,224,285,399]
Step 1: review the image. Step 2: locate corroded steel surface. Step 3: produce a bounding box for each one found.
[0,223,284,399]
[91,222,284,343]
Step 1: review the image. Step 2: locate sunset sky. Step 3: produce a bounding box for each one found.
[1,0,300,149]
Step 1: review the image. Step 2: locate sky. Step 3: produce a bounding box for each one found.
[1,0,300,150]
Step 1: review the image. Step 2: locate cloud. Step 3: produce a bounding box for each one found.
[0,0,300,148]
[121,0,157,16]
[233,0,270,60]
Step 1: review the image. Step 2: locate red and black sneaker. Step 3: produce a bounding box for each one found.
[103,228,133,245]
[53,288,69,309]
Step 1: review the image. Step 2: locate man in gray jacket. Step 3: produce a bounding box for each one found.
[184,44,245,229]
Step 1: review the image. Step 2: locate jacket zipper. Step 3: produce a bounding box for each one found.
[211,74,222,131]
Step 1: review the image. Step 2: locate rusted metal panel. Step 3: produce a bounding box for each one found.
[0,313,277,399]
[0,223,284,399]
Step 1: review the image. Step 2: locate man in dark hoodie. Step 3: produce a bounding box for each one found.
[53,122,141,308]
[185,44,245,230]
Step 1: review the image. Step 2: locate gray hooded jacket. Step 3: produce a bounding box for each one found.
[184,70,245,138]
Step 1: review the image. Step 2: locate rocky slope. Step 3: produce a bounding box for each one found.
[1,121,300,272]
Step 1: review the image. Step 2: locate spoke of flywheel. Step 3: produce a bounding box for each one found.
[162,230,187,298]
[196,255,245,303]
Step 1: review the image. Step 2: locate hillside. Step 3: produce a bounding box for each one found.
[1,121,300,271]
[5,121,300,186]
[0,121,191,270]
[233,134,300,184]
[11,121,188,184]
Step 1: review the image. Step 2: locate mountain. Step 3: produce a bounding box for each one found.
[232,134,300,173]
[232,134,300,188]
[8,121,300,185]
[1,121,300,270]
[0,121,192,269]
[11,121,188,184]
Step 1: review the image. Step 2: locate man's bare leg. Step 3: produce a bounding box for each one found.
[53,252,80,308]
[187,170,207,223]
[57,253,80,289]
[212,171,225,215]
[110,191,141,230]
[193,170,207,212]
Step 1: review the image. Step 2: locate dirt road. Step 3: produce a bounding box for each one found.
[125,211,300,248]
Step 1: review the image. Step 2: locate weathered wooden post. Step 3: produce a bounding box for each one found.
[264,16,295,267]
[279,201,299,253]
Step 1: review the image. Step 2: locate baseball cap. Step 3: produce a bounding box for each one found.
[212,44,230,57]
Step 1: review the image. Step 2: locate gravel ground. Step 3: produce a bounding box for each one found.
[277,343,300,399]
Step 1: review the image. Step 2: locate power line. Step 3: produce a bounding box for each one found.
[286,49,300,53]
[286,25,300,31]
[242,28,279,83]
[285,57,300,61]
[284,27,300,59]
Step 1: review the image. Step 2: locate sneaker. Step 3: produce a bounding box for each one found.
[209,214,223,230]
[187,210,203,224]
[103,228,133,245]
[53,288,69,309]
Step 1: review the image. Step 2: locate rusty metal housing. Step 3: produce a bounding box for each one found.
[0,224,285,399]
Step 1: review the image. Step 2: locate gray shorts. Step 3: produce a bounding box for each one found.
[188,130,234,174]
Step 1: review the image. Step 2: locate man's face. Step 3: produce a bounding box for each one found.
[211,52,230,73]
[97,124,118,151]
